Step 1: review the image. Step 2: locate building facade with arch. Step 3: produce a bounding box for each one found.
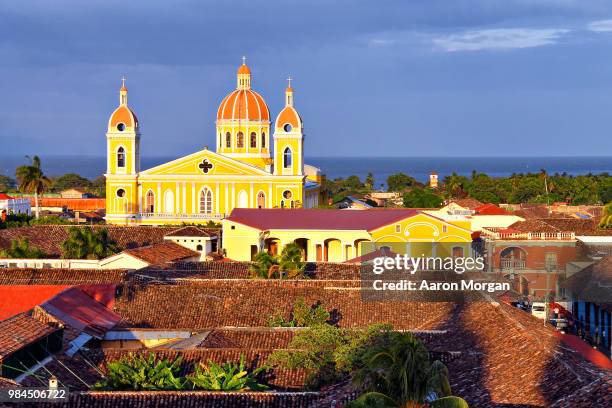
[222,208,473,262]
[105,61,322,225]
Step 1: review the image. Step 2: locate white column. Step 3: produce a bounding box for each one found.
[192,182,196,213]
[216,182,220,215]
[157,183,161,213]
[137,184,142,213]
[175,182,180,214]
[250,183,254,208]
[182,182,187,213]
[231,183,235,210]
[225,183,229,214]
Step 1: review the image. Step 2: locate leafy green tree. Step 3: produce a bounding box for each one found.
[365,172,375,190]
[186,354,268,391]
[51,173,92,192]
[443,173,469,199]
[267,297,330,327]
[250,251,279,279]
[278,242,306,278]
[403,188,443,208]
[269,323,392,389]
[0,175,16,192]
[93,353,185,391]
[387,173,417,192]
[16,155,51,219]
[61,226,119,259]
[349,332,453,408]
[0,237,47,259]
[91,175,106,198]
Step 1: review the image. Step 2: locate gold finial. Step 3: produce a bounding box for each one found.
[287,76,292,88]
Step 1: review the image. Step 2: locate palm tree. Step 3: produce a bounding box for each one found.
[250,251,278,278]
[278,242,305,279]
[16,155,51,219]
[0,237,47,259]
[349,332,462,408]
[61,226,119,259]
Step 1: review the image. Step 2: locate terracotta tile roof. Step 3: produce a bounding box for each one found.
[164,226,218,238]
[0,269,127,285]
[0,376,19,388]
[136,262,363,280]
[449,198,484,210]
[510,218,612,236]
[0,225,184,258]
[226,208,419,231]
[200,329,296,349]
[43,391,325,407]
[0,194,13,200]
[474,203,511,215]
[112,280,454,330]
[123,241,200,265]
[0,312,60,359]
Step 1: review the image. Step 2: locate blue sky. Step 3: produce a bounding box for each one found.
[2,0,612,158]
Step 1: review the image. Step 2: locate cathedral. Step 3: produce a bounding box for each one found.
[105,60,323,225]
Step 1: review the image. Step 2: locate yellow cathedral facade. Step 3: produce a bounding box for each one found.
[105,60,323,225]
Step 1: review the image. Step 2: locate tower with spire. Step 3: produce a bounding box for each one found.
[104,78,140,222]
[273,77,304,181]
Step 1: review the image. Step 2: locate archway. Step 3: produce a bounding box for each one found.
[294,238,309,261]
[500,247,527,270]
[324,238,343,262]
[265,238,280,256]
[237,190,248,208]
[164,190,174,213]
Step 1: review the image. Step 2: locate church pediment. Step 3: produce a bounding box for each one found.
[140,149,270,177]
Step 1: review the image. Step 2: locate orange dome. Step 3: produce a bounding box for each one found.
[217,89,270,121]
[109,105,139,130]
[275,106,301,130]
[237,64,251,75]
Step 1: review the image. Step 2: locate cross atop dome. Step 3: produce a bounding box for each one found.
[119,75,128,105]
[237,56,251,89]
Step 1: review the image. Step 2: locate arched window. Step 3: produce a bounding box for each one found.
[237,132,244,148]
[237,190,248,208]
[196,244,203,251]
[250,132,257,148]
[199,187,213,214]
[145,190,155,213]
[117,147,125,168]
[452,246,464,258]
[261,132,266,148]
[283,147,292,168]
[225,132,231,148]
[257,191,265,208]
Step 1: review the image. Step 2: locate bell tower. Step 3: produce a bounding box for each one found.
[105,77,140,223]
[273,77,303,176]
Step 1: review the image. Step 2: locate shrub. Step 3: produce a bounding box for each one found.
[269,323,392,389]
[0,237,47,259]
[267,298,330,327]
[93,353,185,391]
[186,354,268,391]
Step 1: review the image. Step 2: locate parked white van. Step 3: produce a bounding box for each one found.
[531,302,547,319]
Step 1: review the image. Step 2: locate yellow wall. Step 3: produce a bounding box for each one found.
[222,212,473,262]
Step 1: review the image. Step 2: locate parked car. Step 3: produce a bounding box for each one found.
[531,302,547,319]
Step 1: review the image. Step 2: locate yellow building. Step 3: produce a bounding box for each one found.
[105,61,322,225]
[222,208,473,262]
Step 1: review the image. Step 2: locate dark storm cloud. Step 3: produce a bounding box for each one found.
[1,0,612,158]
